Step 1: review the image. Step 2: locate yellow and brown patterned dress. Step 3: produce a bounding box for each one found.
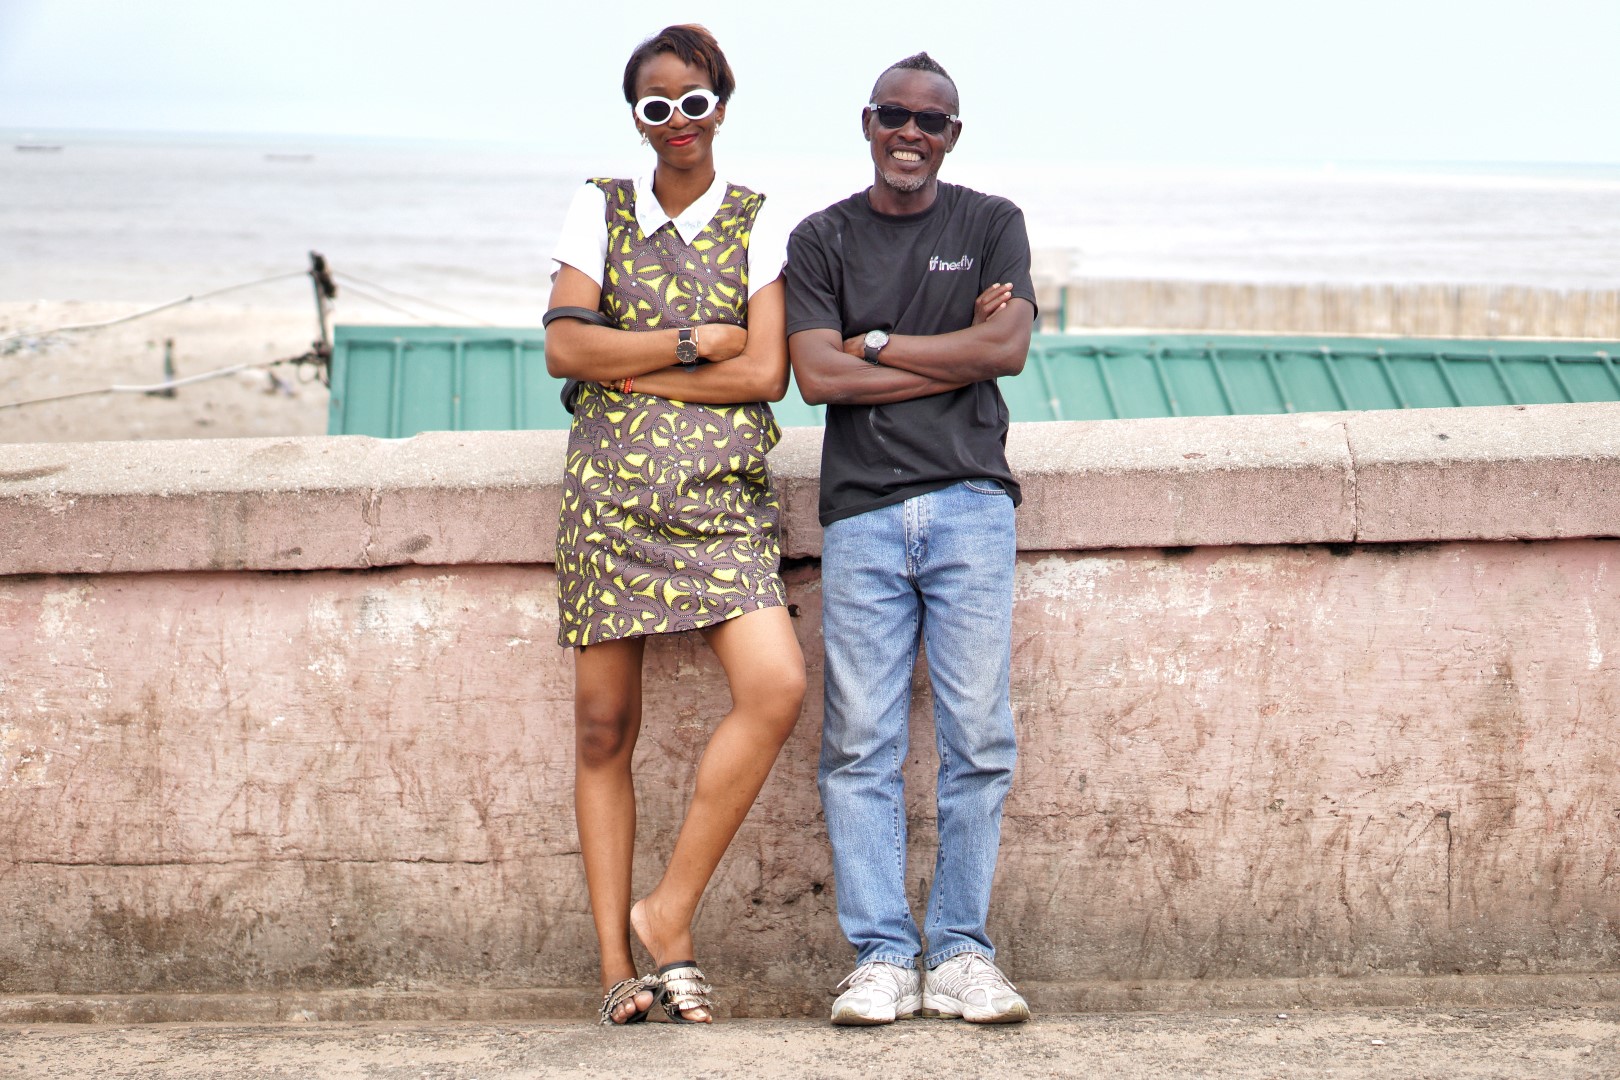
[554,178,785,648]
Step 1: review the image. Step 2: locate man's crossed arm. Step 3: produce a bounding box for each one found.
[788,284,1035,407]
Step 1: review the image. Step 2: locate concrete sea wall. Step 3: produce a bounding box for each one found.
[1036,278,1620,338]
[2,403,1618,1020]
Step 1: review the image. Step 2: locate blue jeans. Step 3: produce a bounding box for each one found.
[817,479,1018,970]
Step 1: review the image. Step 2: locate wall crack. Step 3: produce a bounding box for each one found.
[360,487,383,567]
[1341,418,1362,541]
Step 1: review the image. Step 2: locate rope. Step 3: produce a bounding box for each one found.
[0,271,309,346]
[330,283,439,324]
[0,353,316,412]
[332,271,497,326]
[0,266,501,351]
[0,261,500,413]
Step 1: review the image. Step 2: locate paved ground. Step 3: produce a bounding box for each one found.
[2,1007,1616,1079]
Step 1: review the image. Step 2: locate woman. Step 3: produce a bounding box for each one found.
[544,24,805,1026]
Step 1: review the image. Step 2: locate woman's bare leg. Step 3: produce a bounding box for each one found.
[631,605,806,1020]
[573,636,656,1022]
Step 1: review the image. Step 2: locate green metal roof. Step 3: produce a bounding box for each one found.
[328,326,1620,437]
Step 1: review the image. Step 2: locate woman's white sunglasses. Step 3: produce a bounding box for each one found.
[634,88,719,126]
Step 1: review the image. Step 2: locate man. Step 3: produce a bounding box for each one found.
[784,52,1036,1026]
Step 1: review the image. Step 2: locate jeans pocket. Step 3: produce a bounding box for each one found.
[962,478,1008,497]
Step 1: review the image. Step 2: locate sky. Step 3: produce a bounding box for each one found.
[0,0,1617,167]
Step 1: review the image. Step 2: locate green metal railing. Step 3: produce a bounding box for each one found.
[328,326,563,436]
[1008,335,1620,421]
[328,327,1620,437]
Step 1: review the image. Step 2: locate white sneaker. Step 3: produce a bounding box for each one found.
[830,962,922,1025]
[922,953,1030,1023]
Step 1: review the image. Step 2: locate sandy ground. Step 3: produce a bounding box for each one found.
[1,1009,1616,1079]
[0,301,334,444]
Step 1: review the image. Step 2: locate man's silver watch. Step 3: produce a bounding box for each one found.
[861,329,889,365]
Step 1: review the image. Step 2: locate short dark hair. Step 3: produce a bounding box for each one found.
[622,24,736,106]
[870,51,958,108]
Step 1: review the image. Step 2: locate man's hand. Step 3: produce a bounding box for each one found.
[973,282,1014,326]
[699,323,748,361]
[791,327,968,405]
[828,295,1034,386]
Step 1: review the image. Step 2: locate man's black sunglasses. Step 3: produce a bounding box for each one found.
[868,104,958,136]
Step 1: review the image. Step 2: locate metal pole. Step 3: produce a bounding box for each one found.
[308,251,337,385]
[148,338,178,397]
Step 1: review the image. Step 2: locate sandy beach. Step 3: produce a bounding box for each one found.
[0,301,332,444]
[7,136,1618,445]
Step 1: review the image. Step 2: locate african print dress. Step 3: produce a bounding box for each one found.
[554,178,786,648]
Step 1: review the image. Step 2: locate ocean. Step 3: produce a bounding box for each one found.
[3,132,1618,325]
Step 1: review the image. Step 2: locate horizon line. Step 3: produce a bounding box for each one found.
[5,126,1620,174]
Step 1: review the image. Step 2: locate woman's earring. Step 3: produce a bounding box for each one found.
[640,132,649,147]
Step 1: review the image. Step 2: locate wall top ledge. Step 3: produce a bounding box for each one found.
[2,402,1616,576]
[0,429,569,497]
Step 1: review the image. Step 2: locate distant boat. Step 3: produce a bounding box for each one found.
[264,153,315,163]
[15,144,63,152]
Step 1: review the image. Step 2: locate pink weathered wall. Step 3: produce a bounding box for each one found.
[1,402,1618,1019]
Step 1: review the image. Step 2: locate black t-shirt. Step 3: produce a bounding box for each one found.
[785,182,1037,526]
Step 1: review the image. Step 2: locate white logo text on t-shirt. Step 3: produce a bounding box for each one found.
[928,254,974,272]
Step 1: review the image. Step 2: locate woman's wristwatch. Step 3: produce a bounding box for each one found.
[676,328,699,368]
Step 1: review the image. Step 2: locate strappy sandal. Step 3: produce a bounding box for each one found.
[655,960,713,1023]
[598,975,658,1026]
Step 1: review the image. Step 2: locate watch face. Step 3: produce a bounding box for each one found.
[862,329,889,364]
[676,330,698,365]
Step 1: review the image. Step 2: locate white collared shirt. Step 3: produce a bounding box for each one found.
[549,172,787,300]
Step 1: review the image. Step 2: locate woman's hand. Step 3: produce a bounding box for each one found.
[972,282,1015,326]
[698,323,748,361]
